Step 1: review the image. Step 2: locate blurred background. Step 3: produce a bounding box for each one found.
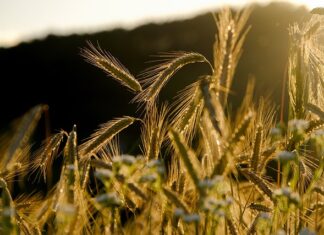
[0,0,322,147]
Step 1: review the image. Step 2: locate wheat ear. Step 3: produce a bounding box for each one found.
[0,178,17,234]
[141,104,168,160]
[134,52,211,106]
[171,81,204,143]
[226,215,238,235]
[31,131,65,182]
[212,7,251,106]
[79,116,137,159]
[200,77,223,135]
[305,202,324,217]
[162,186,190,214]
[127,183,148,201]
[306,119,324,134]
[240,169,273,201]
[90,158,112,170]
[168,128,203,196]
[64,125,80,203]
[311,7,324,15]
[251,125,263,172]
[231,111,253,144]
[248,203,272,212]
[81,41,142,92]
[306,103,324,120]
[247,213,261,235]
[3,104,45,167]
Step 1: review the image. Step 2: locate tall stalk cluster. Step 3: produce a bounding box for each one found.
[0,7,324,235]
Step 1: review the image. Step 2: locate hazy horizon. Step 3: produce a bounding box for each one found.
[1,0,322,48]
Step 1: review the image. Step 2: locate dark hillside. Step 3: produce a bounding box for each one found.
[0,2,308,142]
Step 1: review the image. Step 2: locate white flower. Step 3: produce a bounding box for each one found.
[183,214,200,223]
[288,119,309,131]
[277,151,297,162]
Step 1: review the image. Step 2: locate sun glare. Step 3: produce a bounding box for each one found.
[293,0,324,9]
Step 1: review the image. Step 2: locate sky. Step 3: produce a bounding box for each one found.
[0,0,323,48]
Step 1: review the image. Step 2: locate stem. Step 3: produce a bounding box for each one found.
[195,221,199,235]
[315,192,319,231]
[280,62,288,123]
[277,162,281,187]
[203,213,209,235]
